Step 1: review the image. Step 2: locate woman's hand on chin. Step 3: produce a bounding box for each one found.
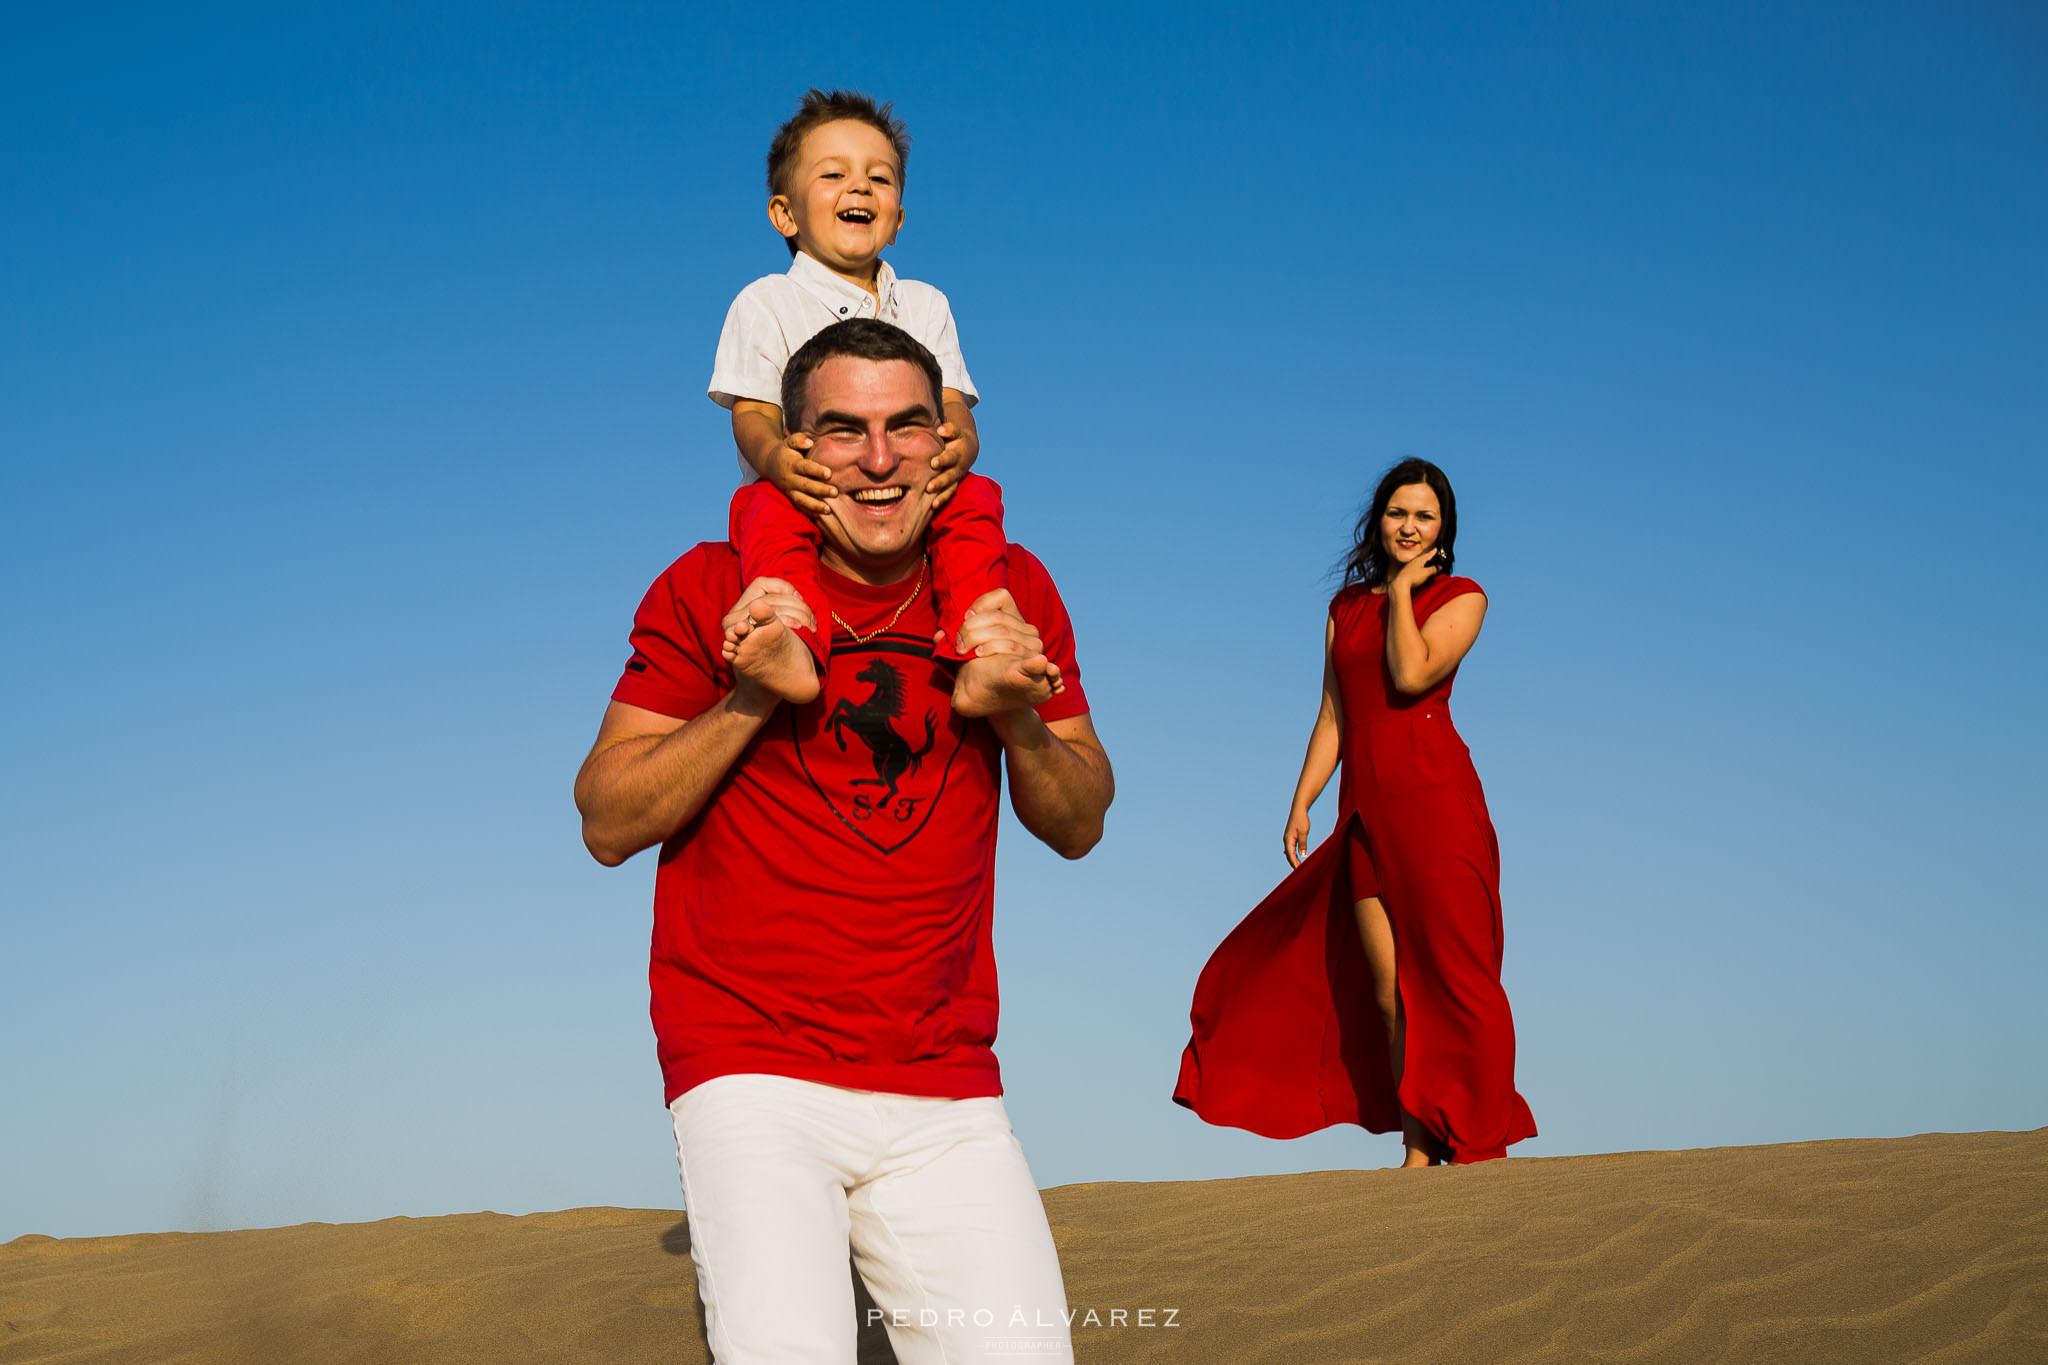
[1388,550,1442,597]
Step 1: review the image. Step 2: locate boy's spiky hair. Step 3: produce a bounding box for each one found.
[766,89,911,254]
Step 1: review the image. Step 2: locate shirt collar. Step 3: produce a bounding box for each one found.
[788,251,900,322]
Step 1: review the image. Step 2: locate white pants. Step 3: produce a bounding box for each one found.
[669,1073,1074,1364]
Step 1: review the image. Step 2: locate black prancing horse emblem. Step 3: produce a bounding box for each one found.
[825,658,938,806]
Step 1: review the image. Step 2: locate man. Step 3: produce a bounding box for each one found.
[574,319,1113,1364]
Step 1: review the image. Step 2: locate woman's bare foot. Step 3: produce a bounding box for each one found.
[1400,1113,1449,1167]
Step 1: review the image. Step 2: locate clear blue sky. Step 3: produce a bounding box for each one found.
[4,1,2044,1240]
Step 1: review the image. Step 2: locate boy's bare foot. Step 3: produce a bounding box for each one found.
[939,633,1068,695]
[951,652,1061,718]
[722,613,757,663]
[731,599,820,705]
[723,608,809,664]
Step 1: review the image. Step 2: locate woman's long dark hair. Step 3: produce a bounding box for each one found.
[1340,459,1458,588]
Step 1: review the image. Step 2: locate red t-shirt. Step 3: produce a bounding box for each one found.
[610,543,1090,1105]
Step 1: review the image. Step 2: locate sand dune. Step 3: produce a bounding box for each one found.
[5,1129,2044,1363]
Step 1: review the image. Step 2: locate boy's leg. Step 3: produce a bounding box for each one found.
[927,474,1008,664]
[729,481,831,671]
[670,1075,877,1364]
[847,1094,1073,1365]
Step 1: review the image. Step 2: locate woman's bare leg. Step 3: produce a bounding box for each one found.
[1352,896,1440,1167]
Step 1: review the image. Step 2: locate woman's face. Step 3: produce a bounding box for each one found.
[1379,482,1443,565]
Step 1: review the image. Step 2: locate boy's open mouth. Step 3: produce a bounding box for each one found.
[838,208,875,223]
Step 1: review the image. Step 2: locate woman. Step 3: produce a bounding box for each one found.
[1174,459,1535,1165]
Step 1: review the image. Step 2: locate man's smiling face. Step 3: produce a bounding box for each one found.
[770,118,905,278]
[798,355,942,583]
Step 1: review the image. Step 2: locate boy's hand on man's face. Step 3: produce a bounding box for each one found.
[764,433,838,516]
[926,422,977,507]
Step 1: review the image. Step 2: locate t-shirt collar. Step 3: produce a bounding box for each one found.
[818,555,930,607]
[788,250,900,323]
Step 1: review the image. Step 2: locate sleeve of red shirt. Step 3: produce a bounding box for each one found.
[1004,544,1090,724]
[610,546,737,721]
[1416,574,1485,624]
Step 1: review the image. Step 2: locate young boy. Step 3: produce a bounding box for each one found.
[709,88,1006,683]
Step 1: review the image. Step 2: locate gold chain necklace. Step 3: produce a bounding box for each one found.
[830,556,928,645]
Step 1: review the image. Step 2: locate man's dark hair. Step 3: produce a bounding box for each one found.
[766,88,911,257]
[1341,458,1460,587]
[782,319,944,431]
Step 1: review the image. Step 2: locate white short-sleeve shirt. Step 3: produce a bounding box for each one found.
[709,252,977,484]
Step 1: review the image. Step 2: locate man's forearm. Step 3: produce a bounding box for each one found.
[991,711,1113,859]
[576,691,773,866]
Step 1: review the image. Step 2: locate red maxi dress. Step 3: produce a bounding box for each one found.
[1173,575,1536,1162]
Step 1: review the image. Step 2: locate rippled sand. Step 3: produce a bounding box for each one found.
[6,1129,2044,1362]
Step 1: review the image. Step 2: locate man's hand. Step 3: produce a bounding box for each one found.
[948,588,1066,718]
[763,432,838,517]
[722,579,819,707]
